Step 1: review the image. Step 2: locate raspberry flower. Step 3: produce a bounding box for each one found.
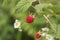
[46,34,54,40]
[14,19,21,28]
[41,27,49,32]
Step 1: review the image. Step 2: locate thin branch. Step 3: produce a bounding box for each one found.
[43,15,56,33]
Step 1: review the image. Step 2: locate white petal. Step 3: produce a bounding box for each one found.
[46,34,51,40]
[42,27,49,32]
[41,33,46,37]
[48,37,54,40]
[14,23,20,28]
[50,38,54,40]
[14,19,21,28]
[46,34,54,40]
[15,19,18,22]
[45,28,49,32]
[42,28,45,31]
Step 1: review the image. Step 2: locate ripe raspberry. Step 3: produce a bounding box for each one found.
[35,33,41,39]
[26,15,34,23]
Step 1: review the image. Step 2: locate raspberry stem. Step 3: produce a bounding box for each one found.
[43,15,56,33]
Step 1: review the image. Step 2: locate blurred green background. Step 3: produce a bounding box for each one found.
[0,0,60,40]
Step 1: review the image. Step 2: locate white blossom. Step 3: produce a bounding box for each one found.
[14,19,21,28]
[46,34,54,40]
[41,33,46,37]
[41,27,49,32]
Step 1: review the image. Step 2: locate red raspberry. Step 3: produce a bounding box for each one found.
[35,33,41,39]
[26,15,34,23]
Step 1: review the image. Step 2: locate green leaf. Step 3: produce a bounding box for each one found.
[34,16,46,25]
[34,3,52,13]
[50,20,57,31]
[15,0,36,13]
[49,17,57,33]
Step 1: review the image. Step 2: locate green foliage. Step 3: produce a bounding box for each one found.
[0,0,60,40]
[34,3,52,13]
